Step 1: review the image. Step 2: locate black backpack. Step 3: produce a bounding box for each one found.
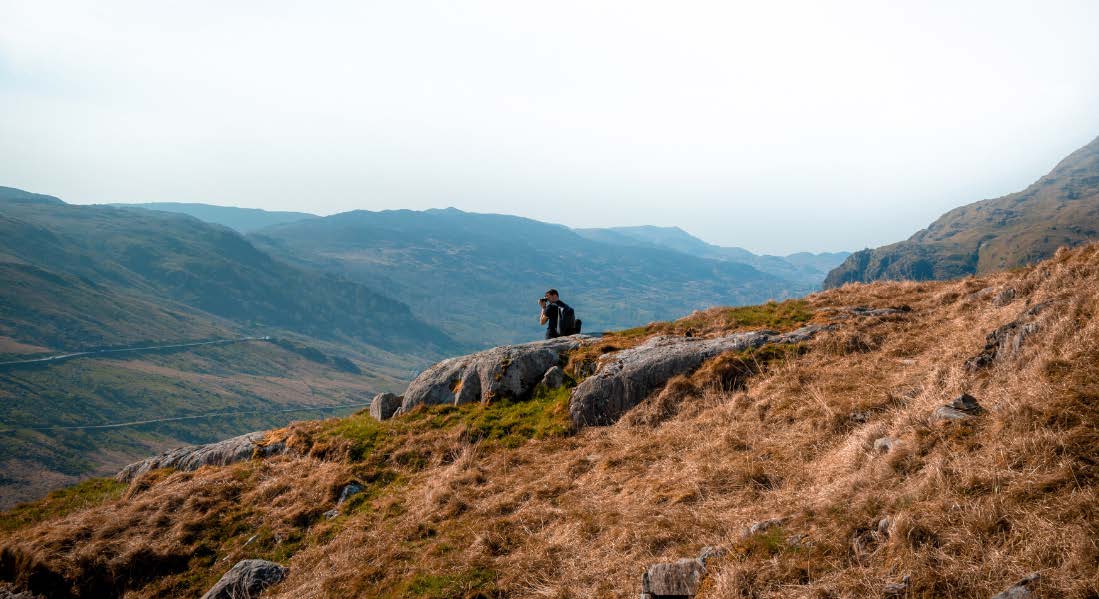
[556,301,581,336]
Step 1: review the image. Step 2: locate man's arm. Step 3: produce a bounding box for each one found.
[540,308,549,325]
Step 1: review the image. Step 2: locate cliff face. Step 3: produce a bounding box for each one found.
[824,135,1099,288]
[4,245,1099,598]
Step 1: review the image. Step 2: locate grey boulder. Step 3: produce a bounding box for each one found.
[570,326,827,427]
[930,393,984,424]
[966,303,1049,370]
[992,573,1040,599]
[540,365,568,389]
[641,559,706,598]
[399,336,589,413]
[200,559,287,599]
[117,432,286,482]
[873,437,899,453]
[369,392,403,421]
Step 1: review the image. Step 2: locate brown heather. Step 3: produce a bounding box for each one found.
[3,245,1099,598]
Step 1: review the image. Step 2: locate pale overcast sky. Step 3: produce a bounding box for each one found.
[1,1,1097,254]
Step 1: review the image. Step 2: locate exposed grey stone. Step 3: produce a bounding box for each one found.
[931,406,973,423]
[849,305,912,318]
[117,432,286,482]
[991,572,1040,599]
[337,482,364,505]
[400,336,589,413]
[570,326,828,427]
[873,437,898,453]
[369,392,403,421]
[697,545,727,565]
[323,508,340,520]
[947,393,984,414]
[200,559,287,599]
[967,304,1050,370]
[877,516,893,537]
[641,558,706,598]
[540,365,567,389]
[741,517,787,539]
[884,576,911,597]
[993,287,1016,306]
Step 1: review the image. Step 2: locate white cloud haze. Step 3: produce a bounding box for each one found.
[1,0,1097,253]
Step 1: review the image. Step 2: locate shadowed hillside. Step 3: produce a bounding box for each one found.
[4,244,1097,598]
[0,187,455,355]
[825,135,1099,288]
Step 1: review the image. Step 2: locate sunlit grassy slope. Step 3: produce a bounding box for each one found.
[4,244,1099,597]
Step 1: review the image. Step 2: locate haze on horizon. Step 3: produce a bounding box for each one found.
[1,0,1097,255]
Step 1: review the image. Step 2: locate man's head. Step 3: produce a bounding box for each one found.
[545,289,559,302]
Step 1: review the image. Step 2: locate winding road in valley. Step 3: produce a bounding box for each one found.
[0,336,271,369]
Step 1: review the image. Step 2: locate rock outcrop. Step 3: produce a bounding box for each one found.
[966,303,1049,370]
[641,558,706,598]
[399,336,589,413]
[539,365,567,389]
[930,393,984,424]
[369,392,402,421]
[117,432,285,482]
[570,326,826,427]
[200,559,287,599]
[640,546,725,599]
[991,572,1040,599]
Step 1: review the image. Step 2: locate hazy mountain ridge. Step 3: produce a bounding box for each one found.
[824,135,1099,287]
[250,208,812,347]
[576,225,850,285]
[108,203,319,233]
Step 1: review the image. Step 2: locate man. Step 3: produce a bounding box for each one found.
[539,289,570,339]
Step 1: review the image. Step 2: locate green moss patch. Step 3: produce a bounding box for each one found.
[0,477,127,533]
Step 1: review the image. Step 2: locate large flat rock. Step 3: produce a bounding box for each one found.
[570,325,826,427]
[398,335,590,413]
[117,432,286,482]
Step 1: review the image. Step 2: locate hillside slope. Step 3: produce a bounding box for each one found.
[0,186,452,508]
[824,135,1099,287]
[3,244,1097,597]
[0,339,399,508]
[0,187,455,356]
[252,208,808,347]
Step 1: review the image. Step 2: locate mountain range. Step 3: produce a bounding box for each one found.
[115,203,847,347]
[825,134,1099,287]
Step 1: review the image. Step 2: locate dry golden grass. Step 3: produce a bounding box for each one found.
[4,245,1099,598]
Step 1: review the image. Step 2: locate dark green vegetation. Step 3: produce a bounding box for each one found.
[250,208,816,347]
[109,203,318,233]
[824,134,1099,288]
[576,225,849,286]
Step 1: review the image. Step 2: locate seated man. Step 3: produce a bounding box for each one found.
[538,288,572,339]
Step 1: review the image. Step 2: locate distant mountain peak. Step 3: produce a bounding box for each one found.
[0,186,65,206]
[824,133,1099,288]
